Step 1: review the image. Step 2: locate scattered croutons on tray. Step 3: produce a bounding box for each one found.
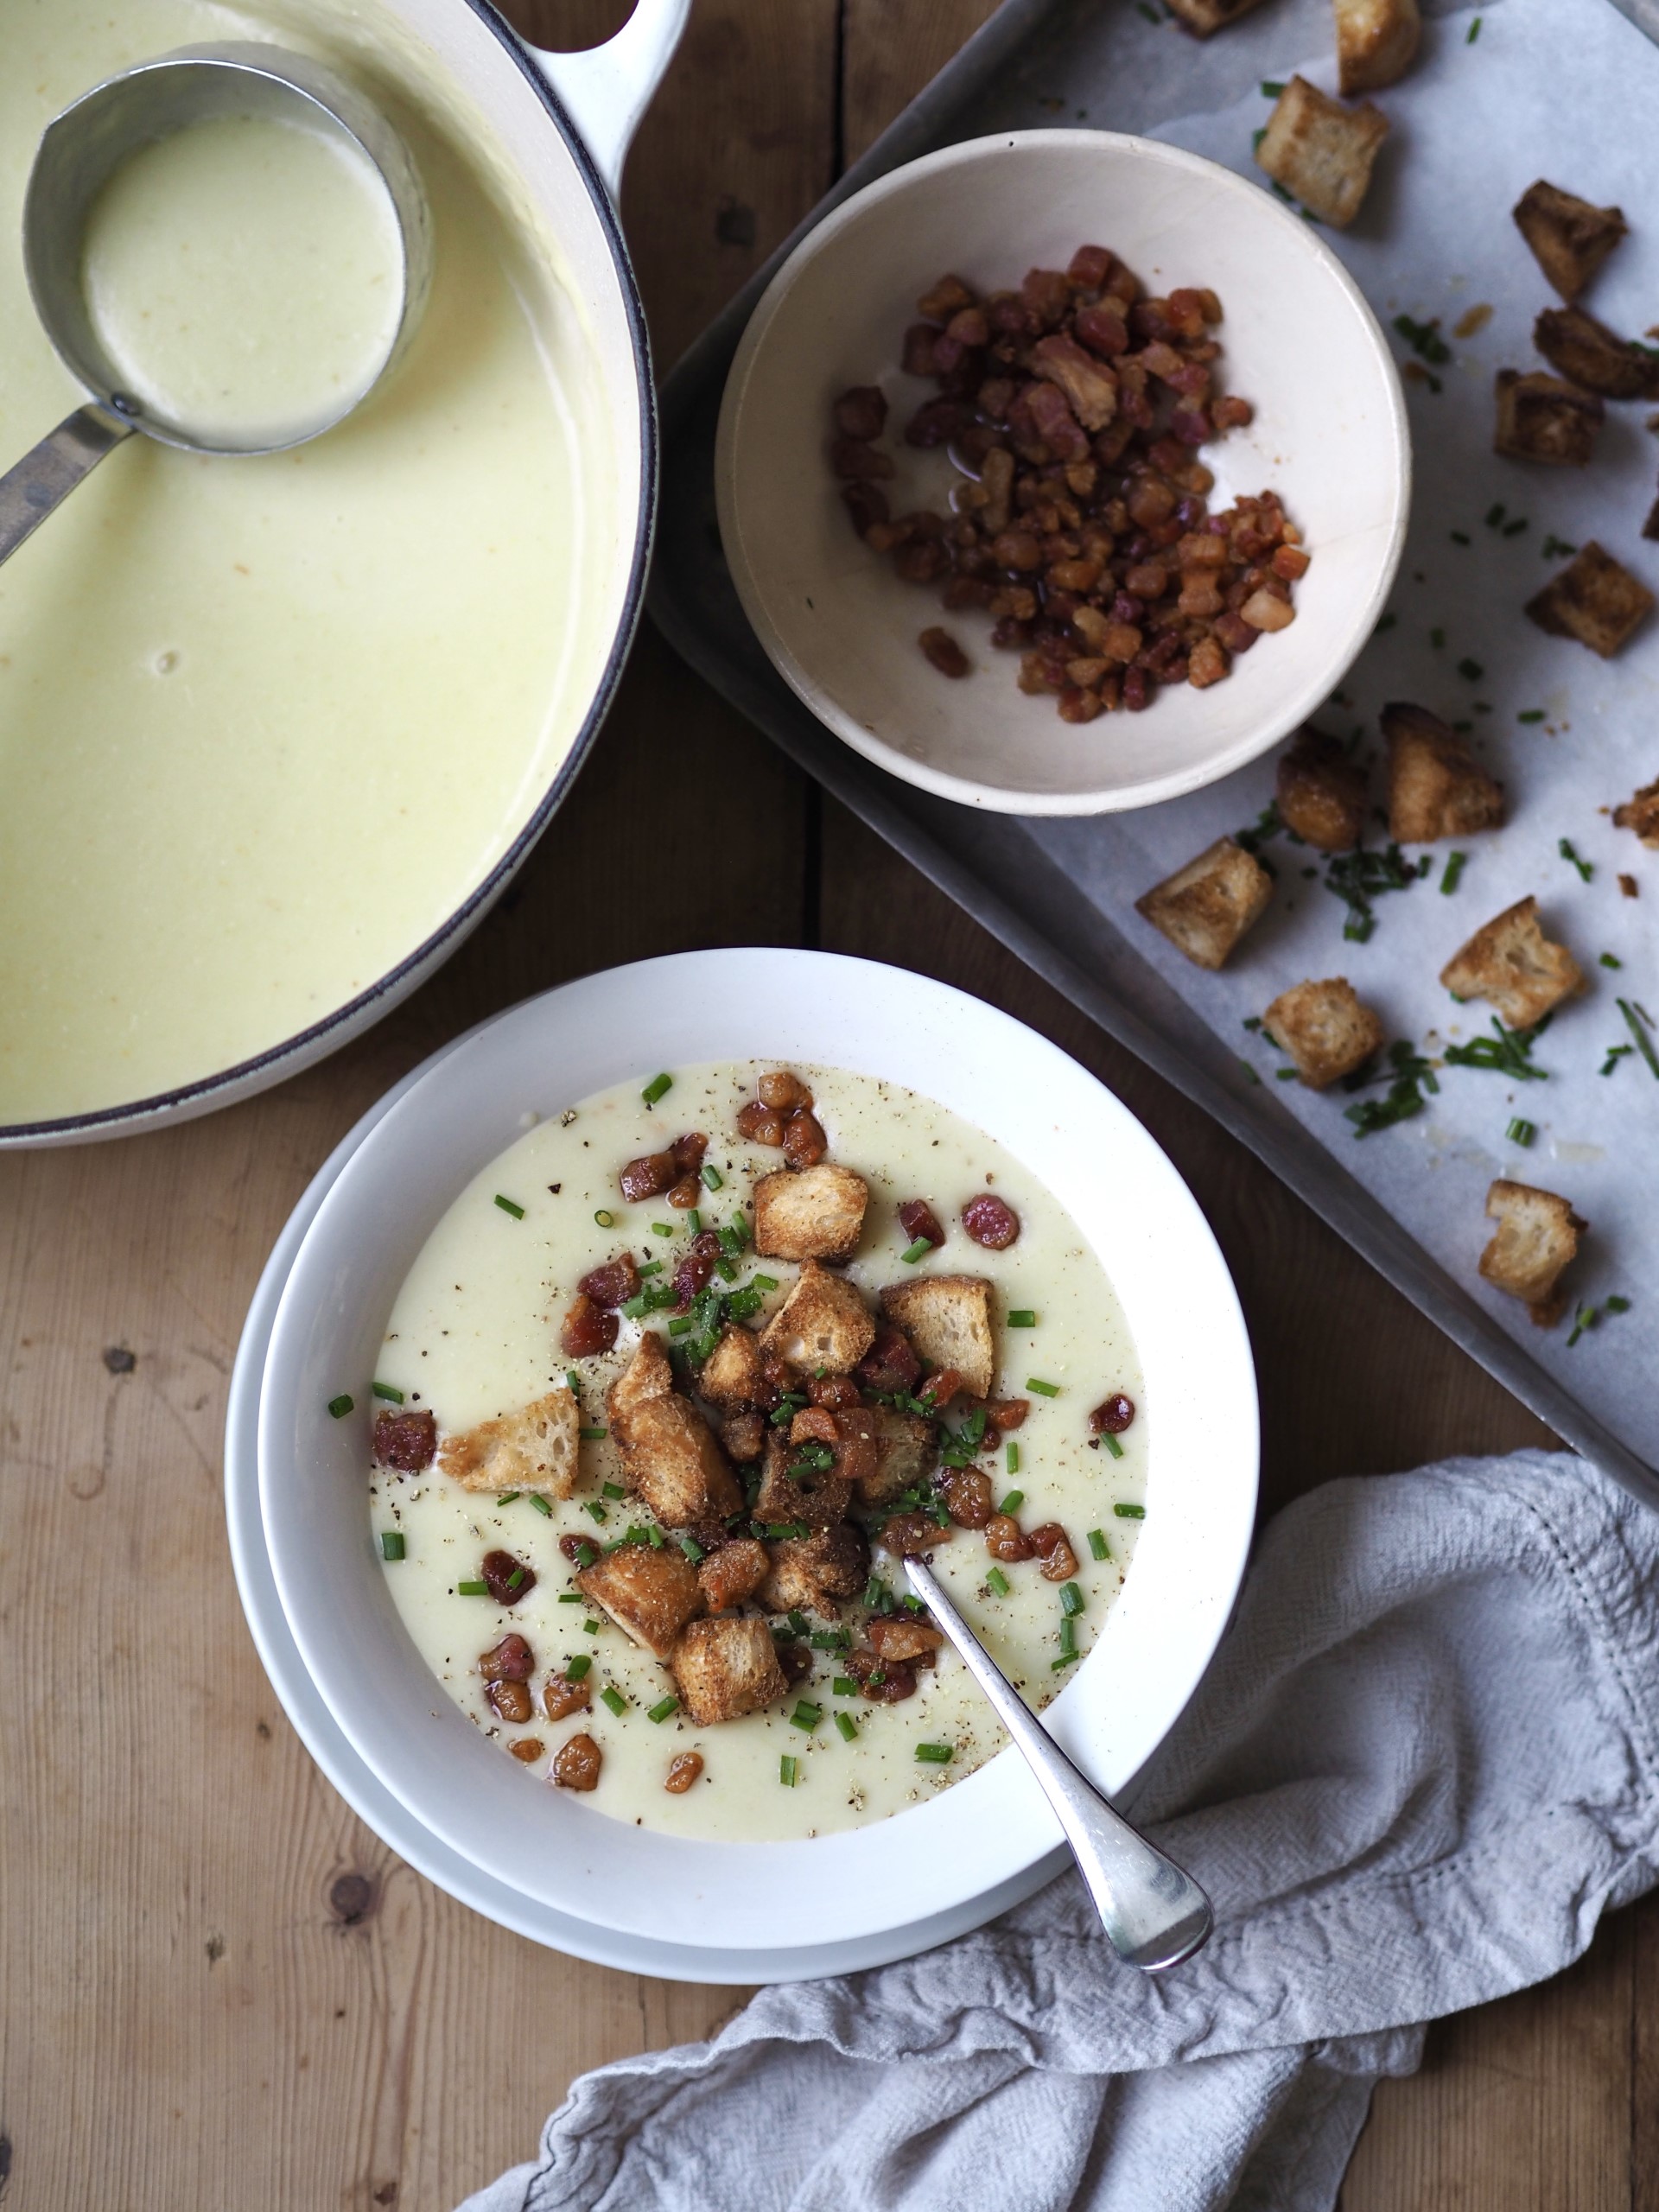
[1164,0,1271,35]
[1275,728,1370,851]
[1334,0,1421,93]
[575,1543,702,1662]
[1493,369,1604,467]
[1613,777,1659,847]
[760,1258,877,1373]
[1533,306,1659,402]
[879,1274,995,1401]
[1262,977,1385,1090]
[1255,76,1389,230]
[1135,836,1274,969]
[1478,1179,1586,1328]
[1526,541,1655,658]
[751,1161,869,1262]
[437,1386,580,1497]
[671,1615,790,1726]
[1382,702,1505,842]
[1440,896,1584,1031]
[1512,181,1627,302]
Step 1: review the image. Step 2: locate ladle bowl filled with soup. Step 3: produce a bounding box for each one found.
[0,0,678,1144]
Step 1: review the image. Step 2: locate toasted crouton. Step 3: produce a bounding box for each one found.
[1275,728,1369,852]
[575,1545,702,1662]
[719,1410,766,1463]
[699,1323,767,1409]
[696,1537,771,1613]
[437,1387,580,1497]
[607,1338,744,1529]
[840,1404,938,1507]
[1135,836,1274,970]
[1513,181,1627,302]
[1440,897,1584,1031]
[1493,370,1603,467]
[759,1522,869,1620]
[1262,978,1384,1090]
[752,1163,869,1262]
[671,1615,788,1726]
[1335,0,1421,92]
[1478,1179,1586,1327]
[753,1428,851,1531]
[880,1274,995,1401]
[1382,703,1505,842]
[1533,307,1659,402]
[1164,0,1270,32]
[606,1330,675,1440]
[760,1259,875,1374]
[1526,542,1654,659]
[1255,77,1389,231]
[1613,778,1659,847]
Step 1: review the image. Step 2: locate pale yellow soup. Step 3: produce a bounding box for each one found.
[0,0,603,1124]
[369,1062,1147,1842]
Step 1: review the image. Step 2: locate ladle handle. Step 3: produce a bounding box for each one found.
[904,1556,1213,1973]
[0,404,133,569]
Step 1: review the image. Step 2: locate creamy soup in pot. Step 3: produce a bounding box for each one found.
[0,1,608,1126]
[363,1061,1147,1843]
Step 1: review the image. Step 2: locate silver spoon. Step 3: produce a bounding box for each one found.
[0,41,432,571]
[901,1553,1213,1972]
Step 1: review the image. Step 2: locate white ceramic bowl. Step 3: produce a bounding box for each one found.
[716,130,1411,817]
[257,949,1257,1957]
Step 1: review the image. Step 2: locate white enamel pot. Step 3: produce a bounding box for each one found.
[3,0,687,1148]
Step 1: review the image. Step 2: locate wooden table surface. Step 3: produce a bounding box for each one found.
[4,3,1656,2206]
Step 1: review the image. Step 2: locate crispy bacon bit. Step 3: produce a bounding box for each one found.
[578,1253,641,1309]
[735,1099,787,1146]
[667,1176,701,1209]
[856,1324,921,1396]
[807,1373,861,1410]
[868,1617,945,1663]
[834,388,887,441]
[1090,1393,1136,1435]
[984,1513,1033,1563]
[781,1109,829,1168]
[778,1641,814,1687]
[671,1133,709,1177]
[481,1549,537,1606]
[942,1467,995,1528]
[721,1410,766,1462]
[559,1532,599,1565]
[898,1198,945,1249]
[846,1647,918,1702]
[664,1751,705,1793]
[560,1292,619,1359]
[509,1737,545,1763]
[758,1071,814,1112]
[373,1408,436,1471]
[918,1367,963,1409]
[831,1404,880,1491]
[919,627,970,677]
[1030,1522,1079,1582]
[478,1634,534,1682]
[619,1149,677,1203]
[543,1672,593,1721]
[880,1510,950,1557]
[672,1229,723,1308]
[485,1678,533,1724]
[789,1406,841,1447]
[551,1733,602,1790]
[988,1398,1029,1432]
[962,1192,1020,1249]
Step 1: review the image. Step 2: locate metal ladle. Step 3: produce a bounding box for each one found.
[901,1554,1213,1972]
[0,41,432,570]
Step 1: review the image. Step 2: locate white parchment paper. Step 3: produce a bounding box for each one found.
[1015,0,1658,1460]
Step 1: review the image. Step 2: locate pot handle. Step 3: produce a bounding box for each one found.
[526,0,690,200]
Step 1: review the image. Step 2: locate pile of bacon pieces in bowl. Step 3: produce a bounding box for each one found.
[827,245,1309,721]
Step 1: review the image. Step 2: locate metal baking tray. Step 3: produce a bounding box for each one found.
[647,0,1659,1511]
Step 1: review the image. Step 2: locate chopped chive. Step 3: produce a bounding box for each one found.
[1600,951,1623,969]
[900,1237,935,1265]
[1007,1308,1038,1328]
[1275,1066,1299,1082]
[1566,1303,1599,1348]
[1051,1650,1082,1671]
[1059,1581,1084,1617]
[601,1481,626,1499]
[647,1695,679,1724]
[753,1274,779,1292]
[493,1194,525,1219]
[601,1685,627,1716]
[1618,999,1659,1079]
[572,1541,597,1568]
[668,1318,694,1337]
[1260,77,1286,95]
[652,1221,673,1238]
[372,1381,404,1404]
[1450,530,1471,546]
[497,1491,521,1507]
[1027,1377,1060,1397]
[593,1208,614,1228]
[647,1524,664,1549]
[701,1163,723,1191]
[1600,1045,1633,1076]
[1058,1615,1078,1658]
[557,1592,582,1603]
[641,1072,673,1105]
[327,1393,354,1419]
[791,1700,823,1731]
[999,1490,1025,1514]
[1440,850,1467,894]
[1607,1294,1633,1314]
[1114,1500,1145,1518]
[779,1754,799,1787]
[528,1494,553,1517]
[1102,1433,1125,1460]
[832,1675,859,1696]
[506,1567,524,1591]
[1506,1117,1535,1147]
[580,1428,609,1446]
[810,1629,849,1652]
[915,1741,954,1764]
[687,1209,702,1234]
[835,1711,859,1742]
[1485,502,1505,528]
[380,1531,405,1561]
[582,1618,600,1633]
[1517,709,1545,723]
[1005,1443,1020,1477]
[584,1501,608,1523]
[1087,1529,1109,1560]
[1430,626,1446,648]
[678,1535,705,1562]
[1559,837,1592,882]
[1466,10,1480,36]
[1457,657,1484,682]
[456,1579,487,1595]
[986,1567,1011,1597]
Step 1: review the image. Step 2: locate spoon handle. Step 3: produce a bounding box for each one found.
[0,404,134,570]
[904,1556,1212,1972]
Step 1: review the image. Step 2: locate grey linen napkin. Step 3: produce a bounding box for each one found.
[457,1449,1659,2212]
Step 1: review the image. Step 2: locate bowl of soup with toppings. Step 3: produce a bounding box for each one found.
[257,949,1257,1957]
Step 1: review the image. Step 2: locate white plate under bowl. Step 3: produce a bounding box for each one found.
[256,949,1257,1956]
[716,130,1410,816]
[225,1046,1058,1982]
